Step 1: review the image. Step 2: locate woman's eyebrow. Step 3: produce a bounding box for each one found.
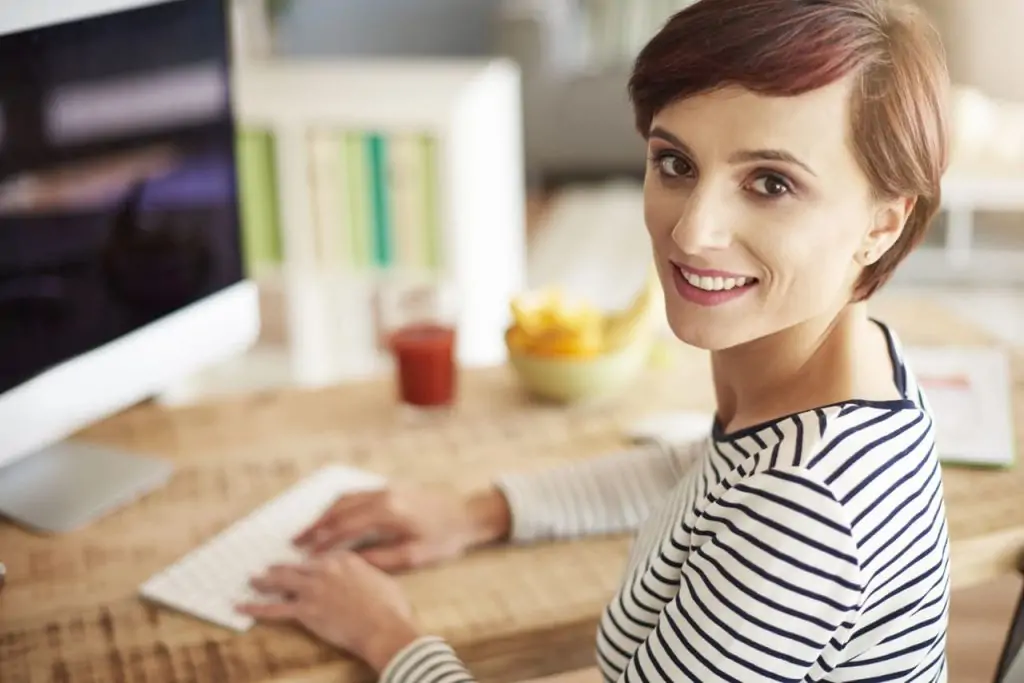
[648,126,697,159]
[729,149,818,177]
[649,125,817,177]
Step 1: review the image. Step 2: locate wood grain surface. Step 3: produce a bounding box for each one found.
[2,296,1022,683]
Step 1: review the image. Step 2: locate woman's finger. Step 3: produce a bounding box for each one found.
[307,507,399,553]
[250,564,312,596]
[293,494,376,545]
[357,542,425,573]
[293,491,385,545]
[235,600,298,620]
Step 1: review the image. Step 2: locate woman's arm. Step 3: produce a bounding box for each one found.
[291,439,703,569]
[379,467,864,683]
[490,439,703,543]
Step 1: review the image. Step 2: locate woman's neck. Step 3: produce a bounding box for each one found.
[711,301,900,435]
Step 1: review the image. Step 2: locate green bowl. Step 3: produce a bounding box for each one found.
[506,332,654,404]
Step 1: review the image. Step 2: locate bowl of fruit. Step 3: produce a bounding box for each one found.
[504,273,659,403]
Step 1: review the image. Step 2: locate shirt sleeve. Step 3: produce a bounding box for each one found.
[493,438,703,542]
[599,467,864,682]
[379,636,472,683]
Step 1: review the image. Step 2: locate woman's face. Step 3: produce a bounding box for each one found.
[644,78,908,350]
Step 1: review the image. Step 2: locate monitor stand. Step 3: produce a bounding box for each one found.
[0,442,174,534]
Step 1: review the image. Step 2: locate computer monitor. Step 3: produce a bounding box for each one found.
[0,0,260,533]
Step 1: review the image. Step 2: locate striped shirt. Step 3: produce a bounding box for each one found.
[381,321,950,682]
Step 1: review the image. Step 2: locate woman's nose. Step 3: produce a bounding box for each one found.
[670,190,732,255]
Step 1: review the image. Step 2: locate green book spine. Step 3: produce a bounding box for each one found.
[235,128,282,272]
[344,132,370,269]
[422,134,441,270]
[367,132,392,267]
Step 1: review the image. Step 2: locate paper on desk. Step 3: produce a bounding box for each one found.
[138,465,386,631]
[906,346,1015,467]
[624,411,714,445]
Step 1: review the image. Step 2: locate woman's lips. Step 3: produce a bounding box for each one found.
[671,261,759,307]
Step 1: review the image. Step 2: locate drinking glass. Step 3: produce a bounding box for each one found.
[375,278,458,408]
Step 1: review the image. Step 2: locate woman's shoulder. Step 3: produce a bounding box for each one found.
[712,400,937,516]
[723,400,941,539]
[714,396,930,474]
[708,400,943,546]
[807,399,934,471]
[740,398,937,483]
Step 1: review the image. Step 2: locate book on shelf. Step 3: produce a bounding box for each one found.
[365,132,392,268]
[422,134,441,270]
[235,126,443,276]
[388,131,430,271]
[307,128,351,269]
[906,345,1016,468]
[235,128,283,272]
[344,130,373,269]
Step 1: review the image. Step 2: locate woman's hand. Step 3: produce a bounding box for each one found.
[292,485,512,572]
[236,552,420,673]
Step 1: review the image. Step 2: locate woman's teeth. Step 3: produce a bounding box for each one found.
[681,272,754,292]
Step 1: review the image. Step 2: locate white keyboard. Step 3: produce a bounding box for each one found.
[139,465,386,631]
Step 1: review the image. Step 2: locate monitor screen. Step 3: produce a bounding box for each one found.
[0,0,244,394]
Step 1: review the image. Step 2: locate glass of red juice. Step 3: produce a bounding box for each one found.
[376,280,458,408]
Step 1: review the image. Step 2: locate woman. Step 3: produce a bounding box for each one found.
[238,0,951,680]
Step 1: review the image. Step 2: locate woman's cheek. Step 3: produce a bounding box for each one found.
[643,181,679,241]
[756,214,860,309]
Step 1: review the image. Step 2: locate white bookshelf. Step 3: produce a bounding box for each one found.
[939,170,1024,270]
[164,58,527,402]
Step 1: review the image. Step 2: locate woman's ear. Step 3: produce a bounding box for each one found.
[859,196,916,265]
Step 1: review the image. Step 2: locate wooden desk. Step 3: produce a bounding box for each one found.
[3,297,1023,683]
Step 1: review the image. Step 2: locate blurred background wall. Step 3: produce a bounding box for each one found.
[275,0,501,58]
[919,0,1024,102]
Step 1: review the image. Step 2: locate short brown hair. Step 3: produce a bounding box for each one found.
[629,0,950,300]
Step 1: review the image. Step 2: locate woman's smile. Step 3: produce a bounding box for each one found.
[670,260,759,306]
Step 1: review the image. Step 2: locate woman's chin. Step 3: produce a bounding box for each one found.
[666,315,748,351]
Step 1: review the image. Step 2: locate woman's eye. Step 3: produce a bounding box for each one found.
[655,154,692,178]
[750,174,793,197]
